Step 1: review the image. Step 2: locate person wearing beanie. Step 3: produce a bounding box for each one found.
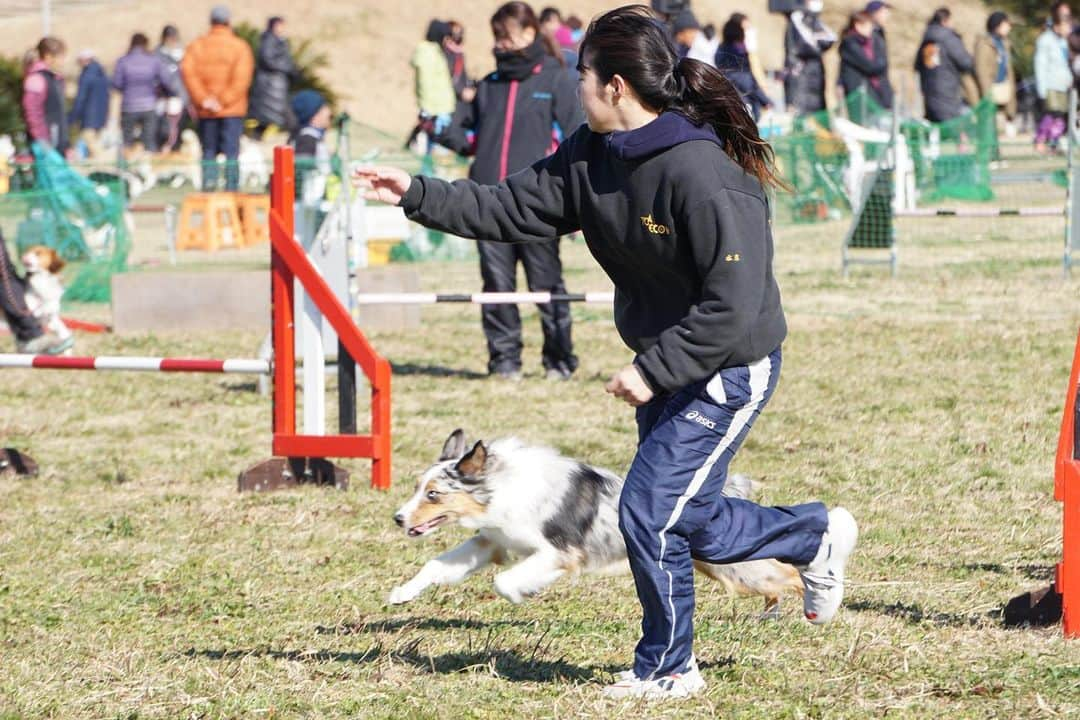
[290,90,332,214]
[180,5,254,190]
[672,9,714,65]
[974,11,1017,135]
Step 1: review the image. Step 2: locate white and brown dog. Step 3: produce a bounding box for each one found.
[20,245,71,342]
[390,430,803,614]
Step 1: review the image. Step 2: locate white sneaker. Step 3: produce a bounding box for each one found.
[799,507,858,625]
[603,656,705,700]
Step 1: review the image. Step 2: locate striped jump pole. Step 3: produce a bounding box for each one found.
[895,207,1064,218]
[0,354,269,374]
[354,291,615,305]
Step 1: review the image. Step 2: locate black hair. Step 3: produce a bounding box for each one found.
[986,11,1009,34]
[492,2,565,67]
[539,6,562,24]
[930,7,951,25]
[1052,1,1073,25]
[702,23,716,41]
[721,16,744,45]
[36,36,65,60]
[129,32,149,51]
[267,16,284,33]
[578,5,782,188]
[161,24,179,43]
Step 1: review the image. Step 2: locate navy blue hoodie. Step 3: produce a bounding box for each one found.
[402,112,787,393]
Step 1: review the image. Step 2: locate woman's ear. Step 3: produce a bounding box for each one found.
[610,73,626,101]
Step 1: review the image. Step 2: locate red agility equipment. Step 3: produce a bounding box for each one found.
[269,147,392,490]
[1056,329,1080,638]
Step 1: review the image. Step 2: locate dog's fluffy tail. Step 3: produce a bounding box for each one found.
[723,473,756,500]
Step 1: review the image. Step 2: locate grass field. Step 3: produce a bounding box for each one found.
[2,210,1080,718]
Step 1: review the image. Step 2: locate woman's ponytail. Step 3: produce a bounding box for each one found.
[673,58,785,190]
[580,5,784,190]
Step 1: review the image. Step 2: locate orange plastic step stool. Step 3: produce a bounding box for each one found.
[177,193,244,252]
[238,193,270,246]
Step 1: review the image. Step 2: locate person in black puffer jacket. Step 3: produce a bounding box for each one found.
[436,1,584,381]
[249,16,298,137]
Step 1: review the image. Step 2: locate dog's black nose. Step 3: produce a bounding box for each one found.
[394,513,405,527]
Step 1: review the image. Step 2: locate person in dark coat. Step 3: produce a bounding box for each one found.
[249,16,298,138]
[839,11,893,118]
[436,1,584,381]
[69,49,110,156]
[915,8,974,123]
[783,0,836,115]
[714,16,771,121]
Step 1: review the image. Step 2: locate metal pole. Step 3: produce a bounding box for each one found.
[42,0,51,35]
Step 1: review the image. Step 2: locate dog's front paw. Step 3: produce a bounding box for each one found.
[388,584,421,605]
[493,575,524,604]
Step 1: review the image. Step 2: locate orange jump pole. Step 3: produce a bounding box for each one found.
[1004,328,1080,633]
[1055,329,1080,637]
[238,146,392,492]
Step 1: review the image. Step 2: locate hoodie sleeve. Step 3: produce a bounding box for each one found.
[401,132,580,243]
[634,188,778,393]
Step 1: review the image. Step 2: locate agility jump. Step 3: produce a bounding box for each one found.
[1,147,392,491]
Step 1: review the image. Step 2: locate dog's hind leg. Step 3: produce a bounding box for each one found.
[493,551,568,604]
[389,535,496,605]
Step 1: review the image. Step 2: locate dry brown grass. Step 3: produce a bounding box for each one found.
[2,198,1080,718]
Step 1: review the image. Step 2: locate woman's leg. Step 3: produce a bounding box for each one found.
[618,349,828,681]
[519,237,576,376]
[477,240,522,376]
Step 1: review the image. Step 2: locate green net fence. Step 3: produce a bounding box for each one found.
[0,144,130,303]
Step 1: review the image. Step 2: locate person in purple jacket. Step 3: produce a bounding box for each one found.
[112,33,173,154]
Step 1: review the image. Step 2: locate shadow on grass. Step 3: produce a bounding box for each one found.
[220,381,259,393]
[846,599,994,628]
[955,563,1055,582]
[184,644,602,683]
[390,362,487,380]
[315,616,530,635]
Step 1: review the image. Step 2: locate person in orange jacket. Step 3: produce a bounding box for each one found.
[180,5,254,191]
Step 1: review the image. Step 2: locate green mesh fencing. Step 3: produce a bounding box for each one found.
[0,144,129,303]
[900,99,997,202]
[771,127,850,224]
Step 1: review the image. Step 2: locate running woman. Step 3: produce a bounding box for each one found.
[355,4,858,701]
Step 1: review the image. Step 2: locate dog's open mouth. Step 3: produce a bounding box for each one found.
[407,515,447,537]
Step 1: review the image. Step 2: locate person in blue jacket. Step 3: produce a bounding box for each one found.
[69,49,110,156]
[355,5,857,701]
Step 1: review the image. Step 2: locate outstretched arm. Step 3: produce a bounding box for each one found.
[353,133,581,244]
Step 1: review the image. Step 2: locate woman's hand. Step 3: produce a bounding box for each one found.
[351,166,413,205]
[605,364,654,407]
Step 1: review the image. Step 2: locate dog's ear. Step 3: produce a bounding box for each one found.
[46,250,65,274]
[454,440,487,480]
[438,428,468,462]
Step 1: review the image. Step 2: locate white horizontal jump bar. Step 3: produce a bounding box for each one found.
[354,291,615,305]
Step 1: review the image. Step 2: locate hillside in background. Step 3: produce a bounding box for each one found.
[0,0,1007,142]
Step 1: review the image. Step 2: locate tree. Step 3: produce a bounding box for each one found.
[0,54,27,141]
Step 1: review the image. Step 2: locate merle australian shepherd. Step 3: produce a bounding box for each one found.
[390,430,803,615]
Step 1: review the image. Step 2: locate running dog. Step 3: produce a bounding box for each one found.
[390,430,804,615]
[20,245,71,343]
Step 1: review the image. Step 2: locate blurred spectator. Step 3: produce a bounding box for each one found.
[22,37,70,155]
[250,16,298,139]
[410,19,457,150]
[290,90,332,210]
[155,25,188,152]
[715,15,771,120]
[784,0,836,114]
[728,13,768,101]
[974,12,1016,137]
[180,5,255,191]
[672,9,715,65]
[0,231,72,355]
[701,23,720,64]
[839,11,893,116]
[540,6,579,69]
[444,21,474,102]
[113,32,171,154]
[437,1,582,381]
[1034,2,1073,153]
[915,8,974,123]
[68,49,110,157]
